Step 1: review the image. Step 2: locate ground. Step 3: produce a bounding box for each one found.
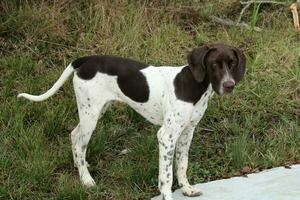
[152,165,300,200]
[0,0,299,199]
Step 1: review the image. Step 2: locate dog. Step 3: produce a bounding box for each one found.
[18,43,246,200]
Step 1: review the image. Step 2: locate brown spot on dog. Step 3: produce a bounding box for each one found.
[174,44,246,103]
[72,55,150,103]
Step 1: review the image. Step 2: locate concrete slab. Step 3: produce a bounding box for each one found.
[152,165,300,200]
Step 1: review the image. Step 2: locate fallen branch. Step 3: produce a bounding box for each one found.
[238,0,288,23]
[237,2,252,23]
[212,0,288,31]
[240,0,287,5]
[211,16,262,31]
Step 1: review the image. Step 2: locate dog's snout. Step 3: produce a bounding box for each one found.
[223,81,235,92]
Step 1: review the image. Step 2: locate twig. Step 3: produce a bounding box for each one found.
[238,0,287,22]
[240,0,287,5]
[201,128,214,132]
[211,16,262,31]
[212,0,287,31]
[237,2,252,23]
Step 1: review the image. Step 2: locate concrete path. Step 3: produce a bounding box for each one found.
[152,165,300,200]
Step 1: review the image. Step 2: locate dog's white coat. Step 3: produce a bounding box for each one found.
[18,64,216,200]
[219,67,235,95]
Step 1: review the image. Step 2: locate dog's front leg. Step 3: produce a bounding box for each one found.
[157,118,188,200]
[176,125,202,197]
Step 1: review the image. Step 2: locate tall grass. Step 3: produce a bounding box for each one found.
[0,0,299,199]
[250,3,261,30]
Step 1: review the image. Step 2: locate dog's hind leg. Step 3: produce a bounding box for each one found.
[71,125,80,167]
[72,97,110,187]
[71,102,110,168]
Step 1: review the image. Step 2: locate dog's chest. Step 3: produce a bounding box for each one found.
[127,100,164,125]
[190,85,213,124]
[121,67,182,126]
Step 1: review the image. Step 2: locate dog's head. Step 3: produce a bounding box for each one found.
[188,43,246,95]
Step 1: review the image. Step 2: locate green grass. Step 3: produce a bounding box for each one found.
[250,3,261,29]
[0,0,299,199]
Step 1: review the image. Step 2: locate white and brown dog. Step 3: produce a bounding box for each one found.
[18,43,246,200]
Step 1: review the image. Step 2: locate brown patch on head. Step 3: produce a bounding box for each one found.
[187,43,246,95]
[231,47,246,83]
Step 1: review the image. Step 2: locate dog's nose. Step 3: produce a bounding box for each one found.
[223,81,235,92]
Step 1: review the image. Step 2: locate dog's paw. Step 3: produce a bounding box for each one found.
[82,175,96,187]
[181,185,203,197]
[161,193,173,200]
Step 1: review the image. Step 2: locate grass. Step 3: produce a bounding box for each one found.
[0,0,299,199]
[250,3,261,29]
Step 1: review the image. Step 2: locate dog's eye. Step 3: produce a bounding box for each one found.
[212,63,219,68]
[229,62,236,69]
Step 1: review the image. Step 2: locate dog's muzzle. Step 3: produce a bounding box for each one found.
[222,80,235,93]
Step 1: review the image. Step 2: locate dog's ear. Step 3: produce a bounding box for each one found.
[187,45,213,82]
[232,47,246,83]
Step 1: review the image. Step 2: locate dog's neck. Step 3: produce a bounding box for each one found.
[174,66,211,105]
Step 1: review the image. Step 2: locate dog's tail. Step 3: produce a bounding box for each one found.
[17,64,74,102]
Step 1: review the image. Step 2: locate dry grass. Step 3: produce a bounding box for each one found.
[0,0,299,199]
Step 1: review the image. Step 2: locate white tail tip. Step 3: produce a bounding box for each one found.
[17,93,45,102]
[17,93,33,100]
[17,93,25,98]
